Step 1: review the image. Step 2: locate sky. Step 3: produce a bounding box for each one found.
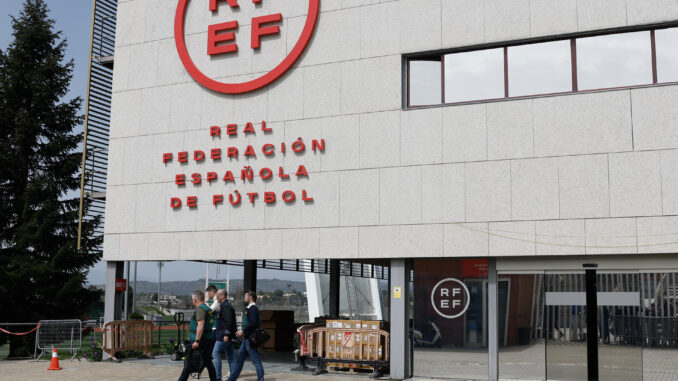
[0,1,303,286]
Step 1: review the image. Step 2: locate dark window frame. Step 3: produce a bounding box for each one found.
[405,22,678,109]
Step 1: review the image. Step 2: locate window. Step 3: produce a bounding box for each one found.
[406,25,678,108]
[445,48,504,103]
[409,58,441,106]
[576,31,653,90]
[655,27,678,83]
[508,40,572,97]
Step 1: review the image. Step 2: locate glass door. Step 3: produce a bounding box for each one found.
[544,272,588,381]
[596,272,642,381]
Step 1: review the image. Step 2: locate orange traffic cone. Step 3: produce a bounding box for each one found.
[47,348,62,371]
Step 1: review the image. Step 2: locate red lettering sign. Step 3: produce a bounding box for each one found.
[174,0,319,94]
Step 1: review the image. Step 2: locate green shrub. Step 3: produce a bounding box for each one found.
[129,312,144,320]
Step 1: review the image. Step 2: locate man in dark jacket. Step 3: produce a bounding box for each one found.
[227,291,263,381]
[212,289,237,381]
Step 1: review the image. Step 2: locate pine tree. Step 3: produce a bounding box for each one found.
[0,0,102,357]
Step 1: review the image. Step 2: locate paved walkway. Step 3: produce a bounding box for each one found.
[0,358,380,381]
[3,346,678,380]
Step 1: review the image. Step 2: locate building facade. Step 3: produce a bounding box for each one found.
[96,0,678,379]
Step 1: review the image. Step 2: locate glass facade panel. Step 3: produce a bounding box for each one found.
[577,31,653,90]
[413,259,489,380]
[545,272,588,381]
[655,27,678,83]
[444,48,504,103]
[640,272,678,381]
[508,40,572,97]
[498,273,546,380]
[409,59,442,106]
[597,273,642,381]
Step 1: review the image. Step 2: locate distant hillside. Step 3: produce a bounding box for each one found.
[95,278,306,296]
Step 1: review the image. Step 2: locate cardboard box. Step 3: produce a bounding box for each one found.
[360,320,387,330]
[326,319,361,329]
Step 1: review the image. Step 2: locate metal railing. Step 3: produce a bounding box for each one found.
[210,259,390,281]
[77,0,117,253]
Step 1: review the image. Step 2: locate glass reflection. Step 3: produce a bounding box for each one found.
[445,48,504,103]
[498,274,546,380]
[544,273,588,381]
[409,59,441,106]
[655,27,678,83]
[596,273,642,381]
[640,272,678,381]
[413,259,489,380]
[577,31,653,90]
[508,40,572,97]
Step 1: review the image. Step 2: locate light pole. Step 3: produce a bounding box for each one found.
[124,261,130,319]
[157,261,163,309]
[132,261,137,313]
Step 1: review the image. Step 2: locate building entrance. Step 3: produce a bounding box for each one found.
[407,257,678,380]
[499,267,678,381]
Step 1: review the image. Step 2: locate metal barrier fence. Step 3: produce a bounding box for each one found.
[611,316,678,347]
[149,319,189,348]
[36,320,82,361]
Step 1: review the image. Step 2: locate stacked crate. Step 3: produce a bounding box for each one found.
[322,320,389,373]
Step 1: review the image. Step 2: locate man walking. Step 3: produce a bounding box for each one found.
[213,289,237,381]
[227,291,264,381]
[206,285,221,313]
[178,291,217,381]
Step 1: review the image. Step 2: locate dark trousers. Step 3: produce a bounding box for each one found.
[178,339,217,381]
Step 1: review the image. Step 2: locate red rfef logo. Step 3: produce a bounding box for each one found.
[174,0,320,94]
[431,278,471,319]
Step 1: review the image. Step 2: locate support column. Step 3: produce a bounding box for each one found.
[103,261,123,360]
[389,259,411,380]
[243,260,257,293]
[104,261,117,323]
[104,261,124,322]
[329,259,340,318]
[114,262,124,320]
[586,269,599,381]
[487,258,498,381]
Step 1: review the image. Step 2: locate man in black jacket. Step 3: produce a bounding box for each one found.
[227,291,263,381]
[212,289,236,381]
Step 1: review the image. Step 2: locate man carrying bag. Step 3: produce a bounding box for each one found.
[227,291,266,381]
[178,290,217,381]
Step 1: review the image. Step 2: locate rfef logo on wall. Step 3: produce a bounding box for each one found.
[431,278,471,319]
[174,0,320,94]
